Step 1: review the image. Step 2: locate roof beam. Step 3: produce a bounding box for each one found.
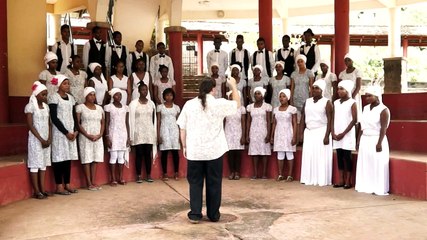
[377,0,396,8]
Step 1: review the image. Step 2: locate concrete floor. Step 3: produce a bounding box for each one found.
[0,178,426,240]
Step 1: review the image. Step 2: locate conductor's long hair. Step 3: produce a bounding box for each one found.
[198,79,216,110]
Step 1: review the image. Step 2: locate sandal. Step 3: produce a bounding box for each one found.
[110,181,118,187]
[285,176,294,182]
[261,176,268,180]
[250,176,257,180]
[55,191,71,195]
[343,184,352,189]
[228,173,234,180]
[33,192,46,199]
[42,191,53,197]
[277,175,284,181]
[174,173,179,181]
[333,184,344,188]
[136,176,143,183]
[234,174,240,180]
[163,174,169,181]
[88,185,98,191]
[118,180,127,185]
[65,188,78,194]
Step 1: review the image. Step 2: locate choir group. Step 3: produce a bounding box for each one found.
[26,25,390,200]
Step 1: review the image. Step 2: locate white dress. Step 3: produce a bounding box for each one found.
[39,69,58,97]
[157,104,180,150]
[269,75,291,108]
[273,106,297,152]
[332,98,356,150]
[225,106,246,150]
[25,102,51,168]
[248,77,268,102]
[247,102,272,155]
[48,93,78,163]
[90,76,108,105]
[213,76,226,98]
[153,77,176,104]
[355,103,390,195]
[339,69,362,121]
[76,104,104,164]
[65,69,88,104]
[131,72,151,101]
[131,100,156,146]
[111,75,129,105]
[315,72,337,101]
[104,103,129,151]
[227,79,247,105]
[300,97,332,186]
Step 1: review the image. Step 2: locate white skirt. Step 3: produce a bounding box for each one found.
[355,135,389,195]
[300,126,333,186]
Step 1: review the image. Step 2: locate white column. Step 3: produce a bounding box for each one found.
[282,17,289,35]
[169,0,182,26]
[388,7,401,57]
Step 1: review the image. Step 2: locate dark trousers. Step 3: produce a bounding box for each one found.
[52,160,71,185]
[227,150,242,173]
[336,148,352,172]
[161,150,179,174]
[187,157,223,222]
[134,144,152,176]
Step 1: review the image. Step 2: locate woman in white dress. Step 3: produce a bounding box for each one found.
[210,63,226,99]
[129,82,157,183]
[25,81,51,199]
[130,58,153,101]
[248,65,268,103]
[65,55,88,104]
[39,51,59,97]
[332,80,357,189]
[153,65,176,105]
[157,88,181,180]
[224,90,246,180]
[355,85,390,195]
[300,79,333,186]
[88,63,108,106]
[269,61,291,108]
[76,87,105,191]
[315,60,337,101]
[48,75,79,195]
[105,88,130,186]
[227,64,247,106]
[246,87,272,179]
[108,60,131,105]
[270,89,297,182]
[338,53,363,121]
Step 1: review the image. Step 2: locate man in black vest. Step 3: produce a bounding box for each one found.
[105,31,129,77]
[275,35,295,77]
[229,35,250,80]
[52,24,77,73]
[127,40,150,74]
[296,28,321,74]
[250,37,275,78]
[83,26,106,78]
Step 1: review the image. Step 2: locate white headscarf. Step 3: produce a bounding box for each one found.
[109,88,122,102]
[30,81,47,112]
[313,79,326,95]
[278,88,291,100]
[230,64,242,72]
[89,62,102,73]
[344,52,353,61]
[83,87,96,100]
[274,61,285,69]
[320,59,329,67]
[44,52,58,65]
[253,65,263,73]
[338,80,354,97]
[365,85,383,102]
[253,87,266,97]
[210,62,219,68]
[51,74,68,88]
[295,55,307,63]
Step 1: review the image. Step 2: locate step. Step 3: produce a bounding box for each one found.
[0,124,28,156]
[387,120,427,153]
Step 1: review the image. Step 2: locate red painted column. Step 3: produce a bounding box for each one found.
[258,0,273,50]
[197,33,203,75]
[0,0,9,123]
[334,0,350,77]
[165,26,186,107]
[402,37,408,58]
[331,39,336,73]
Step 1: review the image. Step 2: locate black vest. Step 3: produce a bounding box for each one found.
[252,49,272,77]
[56,41,75,71]
[131,52,148,73]
[110,45,128,76]
[299,44,316,70]
[231,48,249,79]
[88,39,106,76]
[277,48,295,77]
